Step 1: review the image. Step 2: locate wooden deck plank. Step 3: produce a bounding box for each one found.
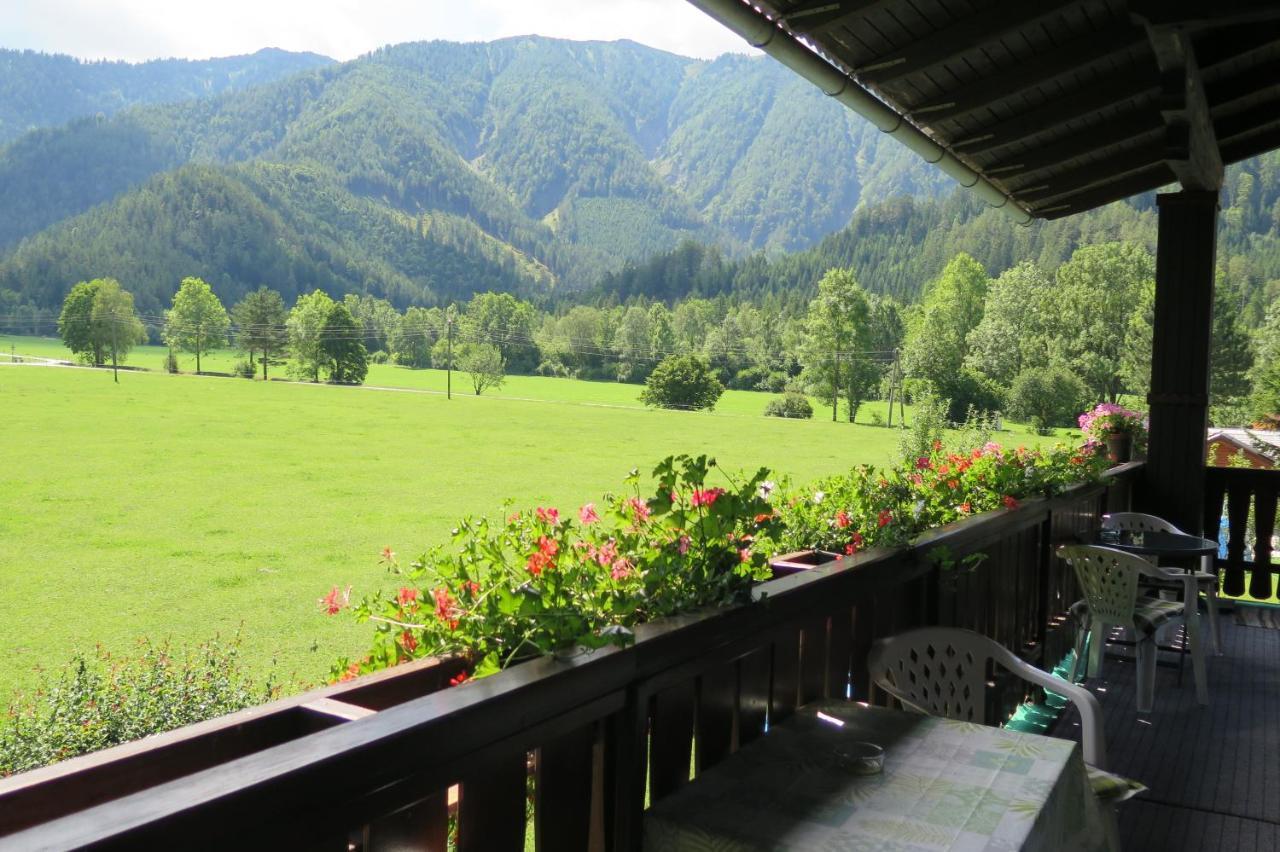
[1053,617,1280,849]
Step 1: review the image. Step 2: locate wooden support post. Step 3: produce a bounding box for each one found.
[1145,189,1219,534]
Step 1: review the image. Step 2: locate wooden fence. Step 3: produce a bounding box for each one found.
[0,465,1140,851]
[1205,466,1280,600]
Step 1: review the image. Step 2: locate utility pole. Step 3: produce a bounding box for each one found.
[446,309,454,400]
[110,312,119,384]
[887,350,899,427]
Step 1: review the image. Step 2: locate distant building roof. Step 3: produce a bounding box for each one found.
[1208,429,1280,468]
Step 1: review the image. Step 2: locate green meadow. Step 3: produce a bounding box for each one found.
[0,336,1065,701]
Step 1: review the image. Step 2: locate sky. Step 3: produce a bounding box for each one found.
[0,0,755,63]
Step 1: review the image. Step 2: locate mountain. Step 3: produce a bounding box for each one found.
[0,37,952,317]
[0,47,335,146]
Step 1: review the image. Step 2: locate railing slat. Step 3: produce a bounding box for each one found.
[694,662,736,773]
[1250,482,1278,600]
[827,607,853,700]
[458,752,527,851]
[798,616,828,706]
[535,724,595,852]
[647,682,694,802]
[1224,480,1252,597]
[769,629,800,725]
[736,649,770,747]
[365,791,449,852]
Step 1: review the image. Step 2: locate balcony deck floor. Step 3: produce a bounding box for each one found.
[1052,610,1280,850]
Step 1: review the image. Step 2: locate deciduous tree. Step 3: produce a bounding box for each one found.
[458,342,505,395]
[164,277,229,374]
[640,354,723,411]
[88,279,146,380]
[799,268,876,422]
[287,289,335,382]
[320,302,368,384]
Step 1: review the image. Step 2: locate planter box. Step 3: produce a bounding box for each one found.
[769,549,841,578]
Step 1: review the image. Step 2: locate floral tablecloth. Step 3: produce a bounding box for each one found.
[643,700,1115,851]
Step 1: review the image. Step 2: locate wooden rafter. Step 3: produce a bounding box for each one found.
[856,0,1082,85]
[779,0,895,33]
[1191,22,1280,69]
[1132,0,1280,28]
[981,110,1163,178]
[1220,122,1280,164]
[907,27,1145,121]
[1215,95,1280,142]
[1206,60,1280,111]
[1011,142,1168,201]
[1035,164,1176,219]
[951,67,1159,153]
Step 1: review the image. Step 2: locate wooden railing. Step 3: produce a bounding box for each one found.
[0,464,1141,851]
[1204,466,1280,600]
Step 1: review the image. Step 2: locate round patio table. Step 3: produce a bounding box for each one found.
[1094,529,1217,560]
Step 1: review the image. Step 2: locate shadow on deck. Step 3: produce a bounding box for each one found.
[1054,610,1280,850]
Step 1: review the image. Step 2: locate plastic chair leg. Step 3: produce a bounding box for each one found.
[1070,622,1089,682]
[1088,623,1105,679]
[1185,610,1210,706]
[1136,637,1157,713]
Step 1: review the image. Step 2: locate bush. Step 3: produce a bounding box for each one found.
[640,355,724,411]
[234,359,256,379]
[764,393,814,419]
[1007,366,1088,428]
[0,635,278,776]
[163,351,179,374]
[898,391,950,463]
[370,350,389,365]
[937,369,1005,422]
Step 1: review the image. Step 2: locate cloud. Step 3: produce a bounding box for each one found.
[0,0,754,62]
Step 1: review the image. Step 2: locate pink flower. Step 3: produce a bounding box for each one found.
[627,497,652,523]
[690,488,726,508]
[739,547,751,563]
[380,546,396,562]
[536,506,560,525]
[677,535,690,555]
[610,557,634,580]
[590,539,619,567]
[578,503,599,524]
[915,457,931,470]
[319,585,351,615]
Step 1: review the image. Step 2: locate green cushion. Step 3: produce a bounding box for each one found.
[1086,764,1147,803]
[1133,597,1184,634]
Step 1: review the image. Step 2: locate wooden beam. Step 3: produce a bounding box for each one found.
[1012,141,1168,201]
[981,109,1163,178]
[1206,60,1280,111]
[1191,22,1280,70]
[1034,163,1176,219]
[1214,93,1280,142]
[951,67,1159,154]
[1131,0,1280,28]
[856,0,1080,85]
[1144,27,1223,191]
[1220,122,1280,165]
[908,27,1145,122]
[781,0,896,33]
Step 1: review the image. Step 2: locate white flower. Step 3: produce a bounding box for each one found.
[813,490,826,505]
[758,480,777,499]
[912,500,925,520]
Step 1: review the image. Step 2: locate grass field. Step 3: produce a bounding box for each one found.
[0,335,1067,701]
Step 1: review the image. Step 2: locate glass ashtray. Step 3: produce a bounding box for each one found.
[834,741,884,775]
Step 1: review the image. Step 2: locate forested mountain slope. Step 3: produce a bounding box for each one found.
[0,37,951,315]
[0,47,334,145]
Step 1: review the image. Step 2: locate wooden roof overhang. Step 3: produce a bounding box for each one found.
[687,0,1280,220]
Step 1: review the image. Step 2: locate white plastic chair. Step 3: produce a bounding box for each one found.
[1059,545,1209,713]
[1102,512,1222,654]
[867,626,1107,768]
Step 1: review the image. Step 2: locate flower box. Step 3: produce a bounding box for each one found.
[769,549,841,578]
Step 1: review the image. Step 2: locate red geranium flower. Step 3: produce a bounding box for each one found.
[877,510,893,528]
[433,587,459,629]
[398,630,418,653]
[627,497,652,522]
[396,586,419,608]
[380,546,396,562]
[536,506,559,525]
[578,503,599,524]
[449,671,471,687]
[319,585,351,615]
[690,488,726,508]
[835,510,852,529]
[1002,495,1019,509]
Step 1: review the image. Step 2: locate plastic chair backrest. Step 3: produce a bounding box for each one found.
[1059,545,1144,624]
[1102,512,1182,534]
[867,627,993,722]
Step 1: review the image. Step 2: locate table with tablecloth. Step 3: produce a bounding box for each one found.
[643,700,1114,851]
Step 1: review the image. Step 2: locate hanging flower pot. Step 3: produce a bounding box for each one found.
[1105,432,1132,464]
